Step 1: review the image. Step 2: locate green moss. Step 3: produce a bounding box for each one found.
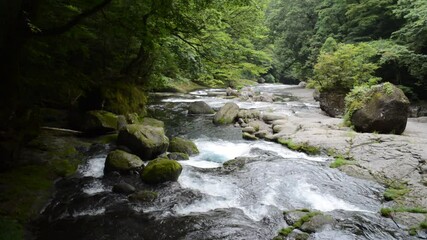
[278,138,320,155]
[141,158,183,184]
[293,212,321,228]
[169,137,199,155]
[0,165,54,222]
[279,226,294,236]
[380,208,393,217]
[409,227,417,236]
[384,185,410,201]
[96,133,118,144]
[330,157,355,168]
[0,217,24,240]
[420,221,427,229]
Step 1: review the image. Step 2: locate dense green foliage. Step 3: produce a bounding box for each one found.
[267,0,427,98]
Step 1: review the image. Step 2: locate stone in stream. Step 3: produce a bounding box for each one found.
[112,182,136,194]
[188,101,215,114]
[80,110,118,134]
[226,87,239,97]
[213,102,240,125]
[262,112,287,123]
[242,126,256,134]
[237,109,261,120]
[141,158,183,184]
[168,137,199,156]
[117,124,169,160]
[299,214,335,233]
[128,191,158,202]
[350,83,410,134]
[104,150,144,174]
[167,152,190,161]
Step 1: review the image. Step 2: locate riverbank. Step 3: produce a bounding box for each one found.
[275,86,427,232]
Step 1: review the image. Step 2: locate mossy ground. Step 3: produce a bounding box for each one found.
[278,138,321,155]
[330,156,356,168]
[0,131,90,239]
[383,182,410,201]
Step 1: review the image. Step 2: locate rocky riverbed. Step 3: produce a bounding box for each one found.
[29,84,427,239]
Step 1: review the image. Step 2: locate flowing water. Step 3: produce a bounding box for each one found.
[33,84,412,240]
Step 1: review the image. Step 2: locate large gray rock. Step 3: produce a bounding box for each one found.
[104,150,144,173]
[117,124,169,160]
[81,110,118,133]
[213,102,240,124]
[168,137,199,156]
[300,214,335,233]
[350,83,410,134]
[188,101,215,114]
[319,91,346,117]
[141,158,183,184]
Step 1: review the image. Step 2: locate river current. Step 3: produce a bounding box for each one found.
[33,84,411,240]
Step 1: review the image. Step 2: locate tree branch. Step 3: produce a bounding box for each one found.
[32,0,112,37]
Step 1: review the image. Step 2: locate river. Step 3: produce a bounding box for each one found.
[33,84,412,240]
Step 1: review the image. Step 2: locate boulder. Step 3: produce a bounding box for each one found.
[350,83,410,134]
[129,191,158,202]
[104,150,144,173]
[168,137,199,156]
[112,182,136,194]
[242,127,256,134]
[167,152,190,161]
[141,117,164,128]
[117,115,127,130]
[213,102,240,125]
[262,113,287,123]
[319,91,347,117]
[117,124,169,160]
[300,214,335,233]
[141,158,183,184]
[188,101,215,114]
[298,81,307,87]
[81,110,118,133]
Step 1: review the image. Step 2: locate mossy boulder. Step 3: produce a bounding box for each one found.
[117,124,169,160]
[348,83,410,134]
[81,110,118,134]
[242,132,258,140]
[188,101,215,114]
[141,117,165,128]
[319,90,347,117]
[104,150,144,173]
[168,137,199,156]
[167,152,190,160]
[141,158,183,184]
[213,102,240,125]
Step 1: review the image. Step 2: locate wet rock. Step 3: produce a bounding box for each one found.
[104,150,144,173]
[226,87,239,97]
[288,229,310,240]
[284,210,310,226]
[117,124,169,160]
[255,130,269,139]
[223,157,248,170]
[262,113,287,123]
[112,182,136,194]
[313,89,320,102]
[298,81,307,88]
[141,117,165,128]
[168,137,199,156]
[242,132,258,141]
[319,90,346,117]
[248,120,271,132]
[350,83,410,134]
[128,191,158,202]
[80,110,118,134]
[141,158,183,184]
[237,109,261,120]
[188,101,215,114]
[242,127,256,134]
[167,152,190,161]
[253,93,274,102]
[213,102,240,125]
[300,214,335,233]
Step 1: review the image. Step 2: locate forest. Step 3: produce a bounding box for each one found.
[0,0,426,238]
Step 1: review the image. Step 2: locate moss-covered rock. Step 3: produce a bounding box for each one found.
[213,102,240,125]
[167,152,190,160]
[80,110,118,134]
[168,137,199,156]
[242,132,258,140]
[346,82,410,134]
[141,117,165,128]
[188,101,215,114]
[141,158,183,184]
[117,124,169,160]
[104,150,144,173]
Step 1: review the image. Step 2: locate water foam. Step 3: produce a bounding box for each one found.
[78,156,106,178]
